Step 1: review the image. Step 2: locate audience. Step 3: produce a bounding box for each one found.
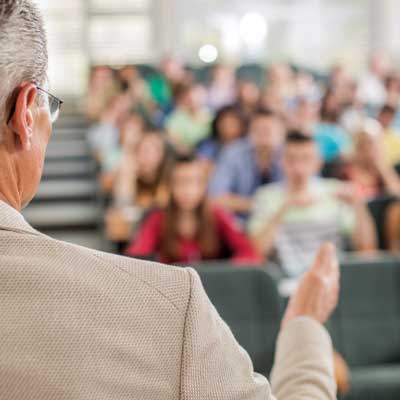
[100,113,144,193]
[125,156,261,264]
[197,105,246,165]
[105,131,170,242]
[87,53,400,265]
[112,131,170,209]
[342,120,400,200]
[358,51,390,111]
[165,83,212,155]
[86,66,119,122]
[235,79,261,121]
[207,64,237,111]
[209,109,285,222]
[377,104,400,166]
[88,93,133,163]
[248,132,377,278]
[313,88,352,162]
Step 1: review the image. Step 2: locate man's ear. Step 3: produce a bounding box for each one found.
[8,83,38,151]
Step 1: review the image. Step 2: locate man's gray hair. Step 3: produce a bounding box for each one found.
[0,0,48,124]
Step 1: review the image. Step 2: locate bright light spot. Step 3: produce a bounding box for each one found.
[239,12,268,47]
[221,20,241,55]
[198,44,218,63]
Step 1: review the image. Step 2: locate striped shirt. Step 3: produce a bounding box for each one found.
[248,178,356,277]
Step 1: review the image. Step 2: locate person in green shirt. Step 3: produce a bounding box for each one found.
[165,83,211,155]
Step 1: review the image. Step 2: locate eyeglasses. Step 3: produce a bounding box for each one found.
[7,86,63,125]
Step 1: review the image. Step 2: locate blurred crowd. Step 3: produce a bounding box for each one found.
[86,52,400,279]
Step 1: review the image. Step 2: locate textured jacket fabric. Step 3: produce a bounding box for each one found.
[0,200,336,399]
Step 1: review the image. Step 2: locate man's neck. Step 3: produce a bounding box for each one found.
[0,150,23,211]
[287,180,309,193]
[0,192,20,211]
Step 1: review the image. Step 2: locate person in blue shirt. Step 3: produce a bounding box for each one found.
[314,89,351,162]
[209,109,285,222]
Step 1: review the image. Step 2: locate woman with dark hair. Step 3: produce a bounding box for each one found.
[105,131,170,242]
[197,104,246,164]
[313,88,351,162]
[125,156,261,264]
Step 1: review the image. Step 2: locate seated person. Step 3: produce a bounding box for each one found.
[197,104,246,165]
[99,113,144,193]
[209,109,285,222]
[248,132,377,278]
[105,132,170,241]
[313,89,352,162]
[377,104,400,166]
[125,155,261,264]
[342,120,400,200]
[206,64,237,111]
[86,66,119,122]
[235,79,261,122]
[288,97,318,136]
[165,82,211,155]
[87,93,133,164]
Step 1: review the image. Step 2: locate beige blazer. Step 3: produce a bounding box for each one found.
[0,200,336,399]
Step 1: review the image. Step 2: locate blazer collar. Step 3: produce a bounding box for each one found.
[0,200,41,236]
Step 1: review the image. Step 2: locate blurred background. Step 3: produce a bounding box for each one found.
[22,2,400,398]
[38,0,400,103]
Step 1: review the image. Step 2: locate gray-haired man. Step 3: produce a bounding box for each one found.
[0,1,338,399]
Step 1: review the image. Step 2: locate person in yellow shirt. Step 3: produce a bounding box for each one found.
[377,104,400,166]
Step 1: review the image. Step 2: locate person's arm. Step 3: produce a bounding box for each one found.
[212,193,253,214]
[385,201,400,251]
[113,150,137,208]
[336,185,377,251]
[124,211,162,257]
[214,208,262,264]
[351,200,377,251]
[250,202,289,257]
[209,148,252,214]
[377,162,400,196]
[249,191,314,256]
[180,244,338,399]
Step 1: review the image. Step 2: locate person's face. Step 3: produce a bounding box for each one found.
[171,162,207,211]
[217,112,242,142]
[249,116,284,152]
[91,67,113,88]
[238,81,260,106]
[119,66,138,83]
[213,65,234,85]
[378,111,394,129]
[282,142,321,186]
[370,53,390,78]
[136,135,165,178]
[260,88,283,113]
[162,58,185,82]
[6,83,52,208]
[108,94,132,123]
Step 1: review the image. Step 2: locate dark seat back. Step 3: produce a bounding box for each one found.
[332,257,400,367]
[198,267,283,374]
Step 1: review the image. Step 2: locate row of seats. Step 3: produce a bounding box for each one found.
[196,254,400,400]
